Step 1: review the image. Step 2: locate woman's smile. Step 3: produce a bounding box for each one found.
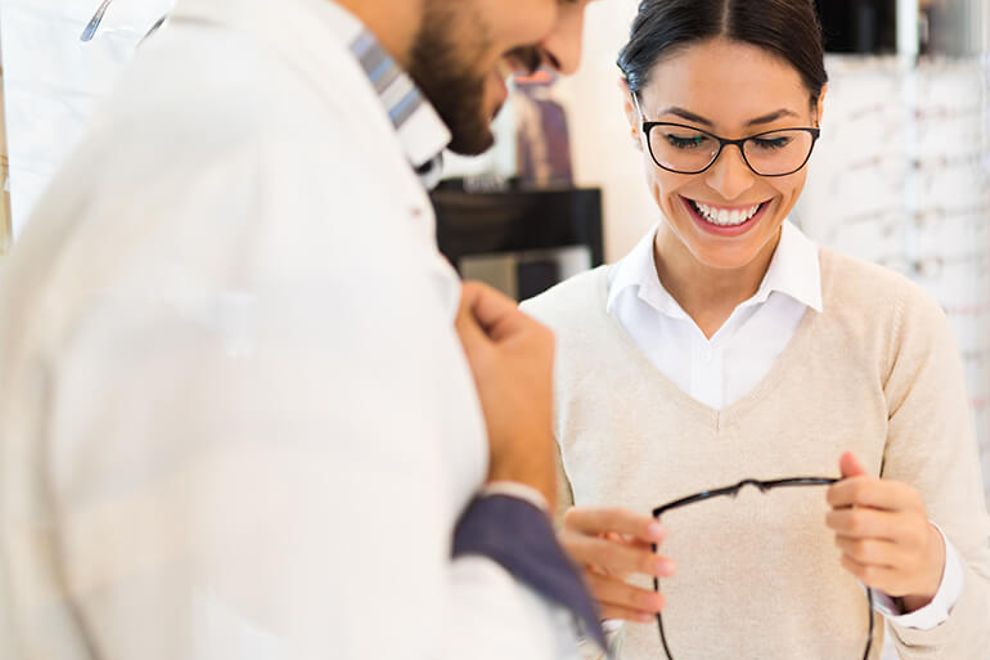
[680,195,774,237]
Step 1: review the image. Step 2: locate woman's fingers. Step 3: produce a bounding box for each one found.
[562,531,676,578]
[558,505,677,620]
[834,536,901,567]
[564,506,666,545]
[839,554,900,594]
[600,604,660,623]
[825,506,900,541]
[827,476,920,512]
[826,459,945,602]
[585,571,666,619]
[600,602,663,624]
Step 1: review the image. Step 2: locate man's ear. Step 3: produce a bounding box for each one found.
[619,77,643,152]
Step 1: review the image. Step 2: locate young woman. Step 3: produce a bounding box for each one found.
[522,1,990,658]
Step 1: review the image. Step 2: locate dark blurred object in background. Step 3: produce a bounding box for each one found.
[816,0,897,53]
[432,180,603,301]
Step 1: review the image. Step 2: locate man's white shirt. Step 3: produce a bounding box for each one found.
[0,0,581,658]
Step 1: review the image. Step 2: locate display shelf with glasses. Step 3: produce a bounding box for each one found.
[0,40,10,256]
[795,55,990,504]
[0,0,173,240]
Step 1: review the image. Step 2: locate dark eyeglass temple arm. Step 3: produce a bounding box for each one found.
[653,477,840,517]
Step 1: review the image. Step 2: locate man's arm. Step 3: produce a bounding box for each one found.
[16,133,600,660]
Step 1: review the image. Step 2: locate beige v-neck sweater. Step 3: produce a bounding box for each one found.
[523,249,990,660]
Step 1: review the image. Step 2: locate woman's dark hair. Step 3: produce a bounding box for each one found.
[618,0,828,105]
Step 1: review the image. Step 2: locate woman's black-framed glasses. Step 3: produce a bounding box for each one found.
[633,95,821,177]
[650,477,875,660]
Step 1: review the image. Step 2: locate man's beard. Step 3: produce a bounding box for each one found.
[407,3,541,156]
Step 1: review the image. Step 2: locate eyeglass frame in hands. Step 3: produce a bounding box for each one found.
[632,94,821,178]
[649,477,875,660]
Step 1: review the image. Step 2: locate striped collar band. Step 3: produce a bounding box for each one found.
[349,30,450,175]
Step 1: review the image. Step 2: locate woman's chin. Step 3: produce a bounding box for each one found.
[684,227,784,271]
[690,250,762,271]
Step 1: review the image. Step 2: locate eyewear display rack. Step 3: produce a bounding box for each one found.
[0,0,174,241]
[0,38,11,256]
[795,54,990,504]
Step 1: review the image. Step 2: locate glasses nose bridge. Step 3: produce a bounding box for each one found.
[705,137,757,192]
[733,478,769,497]
[710,136,751,169]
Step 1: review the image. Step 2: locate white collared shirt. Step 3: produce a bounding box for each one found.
[0,1,579,658]
[605,221,962,632]
[608,221,822,411]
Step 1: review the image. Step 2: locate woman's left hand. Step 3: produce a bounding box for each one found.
[826,452,946,612]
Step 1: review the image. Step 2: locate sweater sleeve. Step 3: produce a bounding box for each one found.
[880,286,990,659]
[521,296,578,527]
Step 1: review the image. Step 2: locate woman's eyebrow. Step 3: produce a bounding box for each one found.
[657,107,800,128]
[658,107,714,126]
[745,109,800,127]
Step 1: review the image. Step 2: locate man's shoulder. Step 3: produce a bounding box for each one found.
[16,27,434,312]
[109,24,391,168]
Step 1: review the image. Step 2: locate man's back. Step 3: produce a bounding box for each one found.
[0,2,498,657]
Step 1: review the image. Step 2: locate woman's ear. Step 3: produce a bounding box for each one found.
[815,83,828,126]
[619,77,643,152]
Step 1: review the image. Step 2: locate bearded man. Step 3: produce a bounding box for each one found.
[0,1,602,658]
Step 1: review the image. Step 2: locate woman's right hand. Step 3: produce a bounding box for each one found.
[560,506,676,622]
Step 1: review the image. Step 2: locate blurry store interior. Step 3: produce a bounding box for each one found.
[0,6,988,651]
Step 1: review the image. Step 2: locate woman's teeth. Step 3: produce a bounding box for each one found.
[692,200,763,227]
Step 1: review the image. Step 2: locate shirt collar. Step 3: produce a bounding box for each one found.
[755,221,823,312]
[170,0,450,181]
[331,5,451,175]
[607,220,823,318]
[607,227,688,318]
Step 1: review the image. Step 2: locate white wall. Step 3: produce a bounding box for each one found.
[555,0,655,262]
